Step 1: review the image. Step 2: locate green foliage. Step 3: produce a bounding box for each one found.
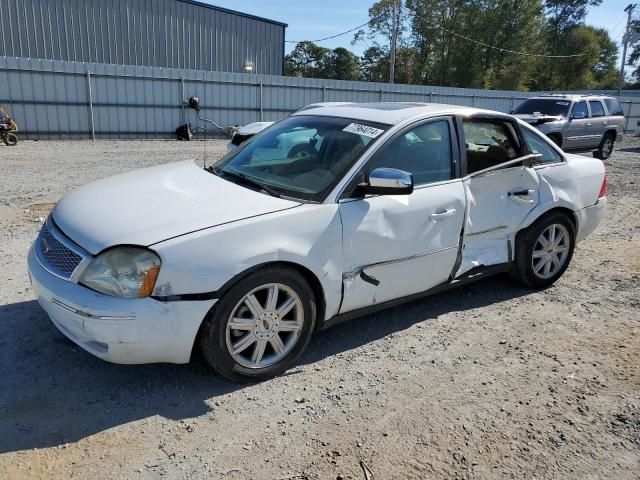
[285,0,618,91]
[285,42,364,80]
[626,20,640,87]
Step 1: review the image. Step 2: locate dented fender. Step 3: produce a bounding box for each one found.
[151,203,344,320]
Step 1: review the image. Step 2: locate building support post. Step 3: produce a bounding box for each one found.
[259,82,264,122]
[86,71,96,141]
[180,77,186,124]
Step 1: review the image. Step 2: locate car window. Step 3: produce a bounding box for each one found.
[462,120,519,174]
[589,101,605,117]
[513,99,570,117]
[367,120,452,185]
[213,116,387,202]
[521,128,562,164]
[571,101,588,118]
[604,98,624,116]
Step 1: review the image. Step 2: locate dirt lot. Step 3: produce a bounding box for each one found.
[0,138,638,480]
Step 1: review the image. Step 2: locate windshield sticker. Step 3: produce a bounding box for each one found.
[343,123,385,138]
[555,101,570,105]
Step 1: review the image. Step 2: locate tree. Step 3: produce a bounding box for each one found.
[285,43,364,80]
[284,0,617,91]
[353,0,412,82]
[326,48,365,80]
[361,46,389,82]
[625,20,640,87]
[285,42,331,78]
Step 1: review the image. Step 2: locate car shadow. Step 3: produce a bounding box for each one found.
[617,146,640,153]
[0,274,531,454]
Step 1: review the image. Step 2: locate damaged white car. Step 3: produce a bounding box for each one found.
[28,103,607,381]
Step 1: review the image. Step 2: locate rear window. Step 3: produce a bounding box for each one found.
[589,101,605,117]
[604,98,624,116]
[513,99,570,117]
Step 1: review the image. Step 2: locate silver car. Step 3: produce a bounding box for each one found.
[513,94,625,159]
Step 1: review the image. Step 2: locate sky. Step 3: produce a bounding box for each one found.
[210,0,632,58]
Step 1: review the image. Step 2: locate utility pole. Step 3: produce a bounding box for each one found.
[619,3,637,95]
[389,0,399,84]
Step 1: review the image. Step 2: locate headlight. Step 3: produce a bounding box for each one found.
[79,247,161,298]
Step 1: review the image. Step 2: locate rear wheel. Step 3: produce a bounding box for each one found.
[2,132,17,146]
[594,133,614,160]
[199,267,316,382]
[512,212,575,288]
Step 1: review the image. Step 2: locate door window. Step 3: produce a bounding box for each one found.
[521,128,562,164]
[571,101,588,118]
[589,101,605,117]
[462,119,519,174]
[367,119,453,185]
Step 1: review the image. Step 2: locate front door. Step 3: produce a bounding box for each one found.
[457,117,540,276]
[565,100,591,149]
[339,118,465,313]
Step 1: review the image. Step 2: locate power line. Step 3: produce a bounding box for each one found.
[400,5,587,58]
[285,20,371,44]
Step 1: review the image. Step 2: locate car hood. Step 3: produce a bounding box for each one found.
[513,114,564,125]
[237,122,274,135]
[52,160,300,254]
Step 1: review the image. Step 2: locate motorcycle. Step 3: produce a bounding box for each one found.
[0,106,18,146]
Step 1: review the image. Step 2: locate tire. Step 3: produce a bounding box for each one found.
[199,266,317,382]
[547,134,562,149]
[594,133,614,160]
[511,212,575,288]
[2,132,17,146]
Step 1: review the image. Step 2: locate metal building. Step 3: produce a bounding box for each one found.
[0,0,287,75]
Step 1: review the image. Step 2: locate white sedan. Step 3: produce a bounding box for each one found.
[28,103,607,381]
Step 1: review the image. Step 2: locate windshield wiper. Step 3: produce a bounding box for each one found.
[209,167,282,198]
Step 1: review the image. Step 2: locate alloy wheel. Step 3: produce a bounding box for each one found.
[225,283,304,369]
[601,137,613,158]
[531,223,570,279]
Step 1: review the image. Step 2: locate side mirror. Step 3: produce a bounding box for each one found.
[359,167,414,195]
[571,111,586,120]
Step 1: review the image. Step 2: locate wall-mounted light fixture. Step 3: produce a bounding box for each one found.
[244,61,254,73]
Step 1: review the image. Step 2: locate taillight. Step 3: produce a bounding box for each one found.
[598,173,607,198]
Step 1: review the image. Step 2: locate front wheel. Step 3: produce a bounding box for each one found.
[511,212,575,288]
[199,267,316,382]
[2,132,17,146]
[594,133,614,160]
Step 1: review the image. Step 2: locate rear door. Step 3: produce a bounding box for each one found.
[457,117,540,276]
[339,117,465,313]
[587,100,608,147]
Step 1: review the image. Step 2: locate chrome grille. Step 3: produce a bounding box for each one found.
[36,220,83,279]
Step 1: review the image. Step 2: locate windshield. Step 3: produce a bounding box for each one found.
[514,99,570,117]
[211,115,388,201]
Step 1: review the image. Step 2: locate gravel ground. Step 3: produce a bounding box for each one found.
[0,138,638,480]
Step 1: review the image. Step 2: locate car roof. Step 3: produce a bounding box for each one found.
[291,102,489,126]
[526,94,614,101]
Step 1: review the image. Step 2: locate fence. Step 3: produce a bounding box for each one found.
[1,56,639,139]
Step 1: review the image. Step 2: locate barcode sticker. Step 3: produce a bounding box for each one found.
[343,123,385,138]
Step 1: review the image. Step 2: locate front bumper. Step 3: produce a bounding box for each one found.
[28,245,216,364]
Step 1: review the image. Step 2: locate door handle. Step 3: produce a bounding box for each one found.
[508,189,535,204]
[430,208,456,220]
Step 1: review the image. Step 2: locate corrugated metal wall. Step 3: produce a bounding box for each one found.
[1,56,638,139]
[0,0,286,75]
